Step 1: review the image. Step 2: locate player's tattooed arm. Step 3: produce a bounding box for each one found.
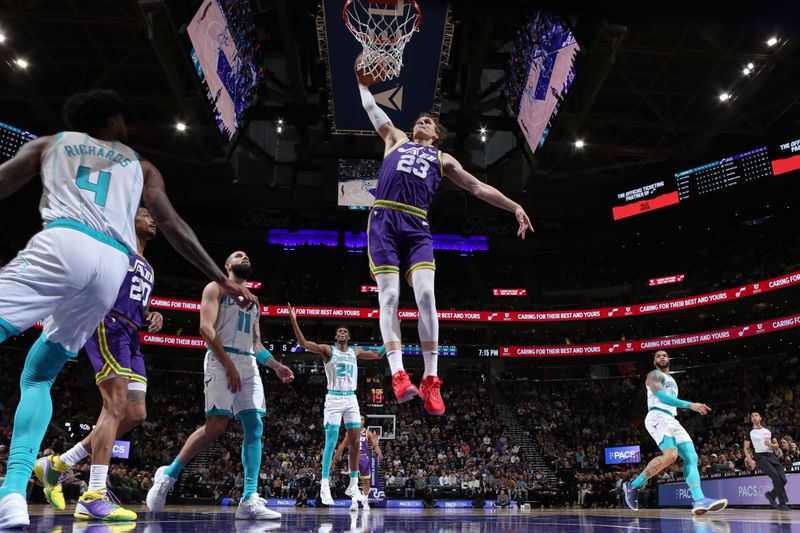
[0,136,53,201]
[141,160,258,309]
[645,370,666,395]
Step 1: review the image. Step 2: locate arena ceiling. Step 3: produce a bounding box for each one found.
[1,1,798,209]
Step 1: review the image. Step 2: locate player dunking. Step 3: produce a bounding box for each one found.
[147,251,294,520]
[34,207,161,521]
[0,90,256,529]
[357,67,532,415]
[333,414,383,510]
[288,307,382,509]
[623,350,728,515]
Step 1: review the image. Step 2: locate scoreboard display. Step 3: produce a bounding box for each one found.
[366,375,385,409]
[0,121,36,162]
[612,135,800,221]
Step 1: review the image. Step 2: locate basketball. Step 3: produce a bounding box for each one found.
[355,52,388,86]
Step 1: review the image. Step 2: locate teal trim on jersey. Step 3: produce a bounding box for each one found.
[327,390,355,396]
[256,349,273,365]
[377,345,386,357]
[0,315,21,338]
[658,436,678,451]
[206,407,233,418]
[234,408,266,420]
[345,422,361,430]
[649,407,675,417]
[45,218,129,255]
[655,389,692,409]
[222,346,255,356]
[324,423,340,430]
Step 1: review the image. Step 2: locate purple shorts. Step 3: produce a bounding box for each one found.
[84,314,147,387]
[358,455,371,478]
[367,205,435,286]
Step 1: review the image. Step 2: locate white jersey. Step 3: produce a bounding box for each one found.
[40,131,143,253]
[750,427,773,454]
[325,345,358,392]
[646,370,679,416]
[211,294,260,361]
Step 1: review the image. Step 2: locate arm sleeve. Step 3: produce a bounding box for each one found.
[655,389,693,409]
[360,84,391,131]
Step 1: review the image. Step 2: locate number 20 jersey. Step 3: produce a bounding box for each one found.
[112,254,154,328]
[40,131,143,253]
[374,141,443,213]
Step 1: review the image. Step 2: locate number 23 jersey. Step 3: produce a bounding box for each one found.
[374,140,443,213]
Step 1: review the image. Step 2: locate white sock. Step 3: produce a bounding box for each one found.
[87,464,109,492]
[423,350,438,378]
[60,442,89,467]
[387,350,404,374]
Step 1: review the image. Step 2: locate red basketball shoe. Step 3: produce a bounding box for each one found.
[391,370,419,403]
[419,375,445,415]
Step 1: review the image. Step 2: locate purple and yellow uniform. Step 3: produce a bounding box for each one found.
[358,430,373,479]
[368,140,443,285]
[84,254,154,386]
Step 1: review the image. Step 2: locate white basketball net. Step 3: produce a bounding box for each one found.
[344,0,421,81]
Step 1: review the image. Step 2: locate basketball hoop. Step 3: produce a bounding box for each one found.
[343,0,422,81]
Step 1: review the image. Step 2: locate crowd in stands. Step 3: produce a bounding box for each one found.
[1,347,796,509]
[498,351,800,507]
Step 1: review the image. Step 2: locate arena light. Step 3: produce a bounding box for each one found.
[742,67,750,75]
[14,58,28,69]
[747,62,754,69]
[0,32,6,43]
[175,122,187,132]
[766,36,778,47]
[718,92,730,102]
[574,139,585,149]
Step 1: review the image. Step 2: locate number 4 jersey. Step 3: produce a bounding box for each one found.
[40,131,143,254]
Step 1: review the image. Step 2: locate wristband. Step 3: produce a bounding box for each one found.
[256,349,273,366]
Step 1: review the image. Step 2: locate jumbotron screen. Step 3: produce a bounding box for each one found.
[506,11,580,155]
[337,159,381,210]
[187,0,261,141]
[612,135,800,220]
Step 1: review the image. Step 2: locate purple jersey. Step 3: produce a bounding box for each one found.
[375,141,443,213]
[360,430,371,456]
[111,254,154,328]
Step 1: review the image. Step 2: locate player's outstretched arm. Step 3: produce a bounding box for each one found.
[441,153,533,240]
[288,304,332,361]
[355,346,384,360]
[646,370,710,415]
[0,136,53,201]
[252,317,294,384]
[355,62,406,151]
[141,160,257,309]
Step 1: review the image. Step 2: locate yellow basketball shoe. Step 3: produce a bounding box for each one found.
[74,490,137,521]
[33,454,72,510]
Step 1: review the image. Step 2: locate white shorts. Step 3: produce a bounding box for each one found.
[204,352,266,418]
[323,393,361,429]
[645,409,692,449]
[0,226,129,353]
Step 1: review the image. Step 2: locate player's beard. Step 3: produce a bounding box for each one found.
[231,263,253,280]
[655,361,669,371]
